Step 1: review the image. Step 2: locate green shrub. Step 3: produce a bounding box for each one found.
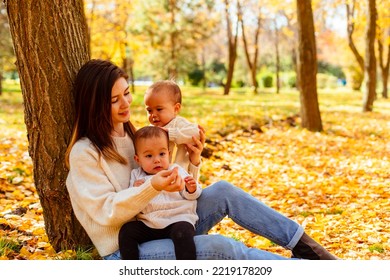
[287,73,297,88]
[262,74,273,88]
[232,79,245,88]
[318,60,346,79]
[346,64,363,90]
[187,68,204,86]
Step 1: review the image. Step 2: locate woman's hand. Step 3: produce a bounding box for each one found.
[151,167,185,192]
[186,125,205,166]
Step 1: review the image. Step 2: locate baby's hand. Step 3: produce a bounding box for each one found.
[184,176,197,194]
[133,179,145,187]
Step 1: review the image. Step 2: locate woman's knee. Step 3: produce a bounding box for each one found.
[208,180,236,195]
[198,180,238,211]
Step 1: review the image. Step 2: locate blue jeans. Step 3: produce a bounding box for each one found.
[103,180,304,260]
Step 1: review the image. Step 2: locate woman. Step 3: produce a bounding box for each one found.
[65,59,338,260]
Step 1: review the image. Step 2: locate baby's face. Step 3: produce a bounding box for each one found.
[135,135,170,175]
[144,91,180,127]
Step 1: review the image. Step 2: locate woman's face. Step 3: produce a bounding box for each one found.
[111,77,132,134]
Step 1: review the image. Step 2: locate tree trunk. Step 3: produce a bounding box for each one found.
[274,18,280,94]
[381,66,389,99]
[239,1,261,94]
[296,0,322,132]
[168,0,178,80]
[345,1,364,90]
[201,48,207,89]
[121,43,135,94]
[6,0,92,251]
[224,45,237,95]
[346,1,365,72]
[128,58,135,94]
[223,0,239,96]
[362,0,377,112]
[289,41,299,89]
[377,28,389,99]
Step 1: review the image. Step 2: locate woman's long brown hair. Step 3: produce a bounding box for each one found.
[65,59,136,167]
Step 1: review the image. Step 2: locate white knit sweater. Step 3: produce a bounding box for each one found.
[164,116,200,175]
[130,164,202,229]
[66,134,200,257]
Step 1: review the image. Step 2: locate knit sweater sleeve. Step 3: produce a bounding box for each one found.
[129,167,146,188]
[173,164,202,200]
[66,140,160,227]
[166,116,200,144]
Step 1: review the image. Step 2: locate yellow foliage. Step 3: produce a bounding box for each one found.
[19,247,32,258]
[1,90,390,260]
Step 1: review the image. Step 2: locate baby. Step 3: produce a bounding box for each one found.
[144,80,200,173]
[118,126,202,260]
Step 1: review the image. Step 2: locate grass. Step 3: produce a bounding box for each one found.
[1,80,390,140]
[0,81,25,136]
[1,80,390,260]
[0,238,21,257]
[55,246,99,260]
[368,244,385,254]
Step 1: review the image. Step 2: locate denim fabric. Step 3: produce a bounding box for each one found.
[103,250,121,260]
[103,180,303,260]
[195,181,304,250]
[104,235,288,260]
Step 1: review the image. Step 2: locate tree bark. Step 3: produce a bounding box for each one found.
[345,1,364,90]
[6,0,91,251]
[274,18,280,94]
[168,0,178,80]
[239,1,261,94]
[377,27,389,99]
[362,0,377,112]
[223,0,239,95]
[346,1,365,72]
[296,0,322,132]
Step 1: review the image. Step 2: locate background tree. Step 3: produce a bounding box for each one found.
[344,0,365,90]
[0,5,15,95]
[266,0,298,93]
[296,0,323,132]
[239,0,262,94]
[6,0,91,251]
[223,0,240,95]
[85,0,135,91]
[272,15,281,94]
[130,0,218,81]
[280,4,299,89]
[377,28,389,99]
[362,0,377,112]
[376,0,389,99]
[346,0,364,72]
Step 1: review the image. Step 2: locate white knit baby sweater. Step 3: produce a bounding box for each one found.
[130,164,202,229]
[66,134,200,257]
[164,116,200,175]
